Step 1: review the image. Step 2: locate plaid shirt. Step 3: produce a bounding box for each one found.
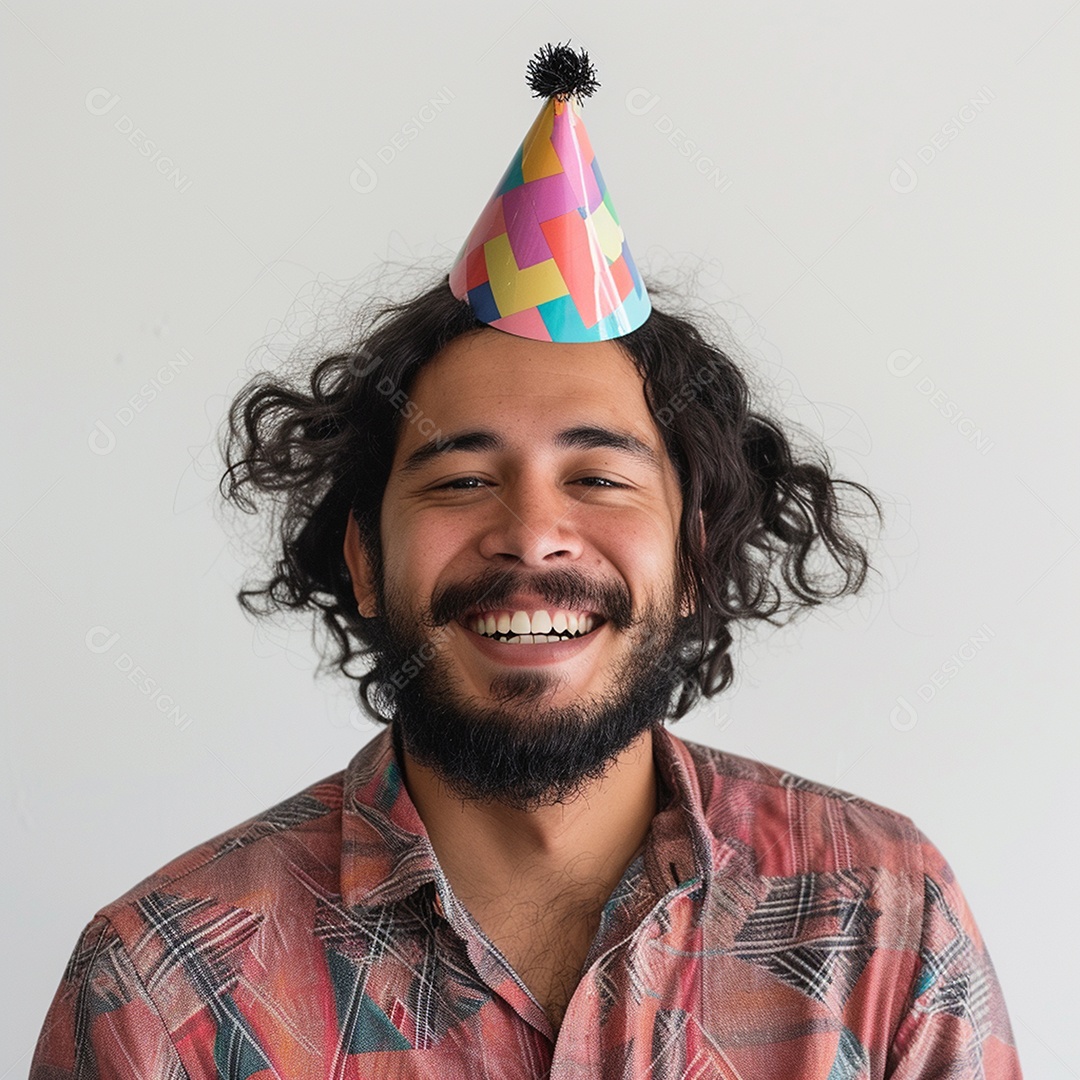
[31,724,1022,1078]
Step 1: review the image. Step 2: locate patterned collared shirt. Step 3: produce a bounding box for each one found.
[31,724,1022,1078]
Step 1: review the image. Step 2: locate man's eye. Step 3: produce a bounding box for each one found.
[433,476,625,490]
[575,476,625,488]
[435,477,487,490]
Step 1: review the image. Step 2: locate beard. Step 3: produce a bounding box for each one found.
[361,561,694,811]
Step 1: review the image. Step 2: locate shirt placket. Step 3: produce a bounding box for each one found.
[545,729,719,1073]
[428,868,554,1038]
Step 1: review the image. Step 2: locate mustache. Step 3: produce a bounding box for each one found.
[428,565,633,630]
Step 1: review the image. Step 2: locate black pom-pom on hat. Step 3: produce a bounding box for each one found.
[525,41,600,102]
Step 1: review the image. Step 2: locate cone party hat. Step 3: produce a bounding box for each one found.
[449,43,651,342]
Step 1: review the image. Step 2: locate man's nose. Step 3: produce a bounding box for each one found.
[476,479,586,565]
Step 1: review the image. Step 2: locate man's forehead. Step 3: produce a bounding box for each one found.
[397,424,666,477]
[407,332,647,412]
[392,332,665,466]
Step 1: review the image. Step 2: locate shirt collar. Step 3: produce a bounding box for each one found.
[339,722,750,914]
[340,725,442,910]
[643,723,718,898]
[650,726,770,935]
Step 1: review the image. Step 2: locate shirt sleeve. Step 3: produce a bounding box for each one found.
[885,830,1023,1079]
[30,913,190,1080]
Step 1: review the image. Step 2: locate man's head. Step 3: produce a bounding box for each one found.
[338,328,698,807]
[219,273,879,802]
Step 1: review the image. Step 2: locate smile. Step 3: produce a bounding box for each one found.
[465,608,603,644]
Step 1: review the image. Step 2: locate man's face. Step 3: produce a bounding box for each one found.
[345,327,696,809]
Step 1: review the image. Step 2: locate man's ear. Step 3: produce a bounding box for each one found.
[344,510,378,618]
[679,509,706,618]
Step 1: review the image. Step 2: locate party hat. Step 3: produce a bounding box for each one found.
[449,43,651,342]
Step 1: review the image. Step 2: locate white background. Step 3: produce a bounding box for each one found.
[3,1,1076,1074]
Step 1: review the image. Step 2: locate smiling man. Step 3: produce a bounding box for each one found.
[31,43,1022,1080]
[350,328,692,812]
[341,327,695,1026]
[29,276,1023,1077]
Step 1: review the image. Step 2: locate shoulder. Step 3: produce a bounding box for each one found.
[674,731,916,826]
[663,735,1022,1068]
[671,732,924,878]
[34,768,349,1065]
[95,769,347,926]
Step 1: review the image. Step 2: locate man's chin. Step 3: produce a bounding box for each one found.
[389,664,681,809]
[394,710,653,810]
[374,601,690,808]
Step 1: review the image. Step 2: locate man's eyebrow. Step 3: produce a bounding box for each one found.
[398,425,664,476]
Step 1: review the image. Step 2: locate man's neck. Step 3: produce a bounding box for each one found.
[397,726,661,1031]
[399,727,660,909]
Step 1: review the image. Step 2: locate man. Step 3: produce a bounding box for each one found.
[29,277,1024,1078]
[32,44,1022,1079]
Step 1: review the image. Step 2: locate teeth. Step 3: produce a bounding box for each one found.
[467,608,600,642]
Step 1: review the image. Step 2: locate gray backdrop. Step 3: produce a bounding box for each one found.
[4,1,1075,1074]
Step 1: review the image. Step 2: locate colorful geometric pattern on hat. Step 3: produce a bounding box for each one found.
[449,49,650,342]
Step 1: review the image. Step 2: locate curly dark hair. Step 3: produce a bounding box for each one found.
[218,272,881,722]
